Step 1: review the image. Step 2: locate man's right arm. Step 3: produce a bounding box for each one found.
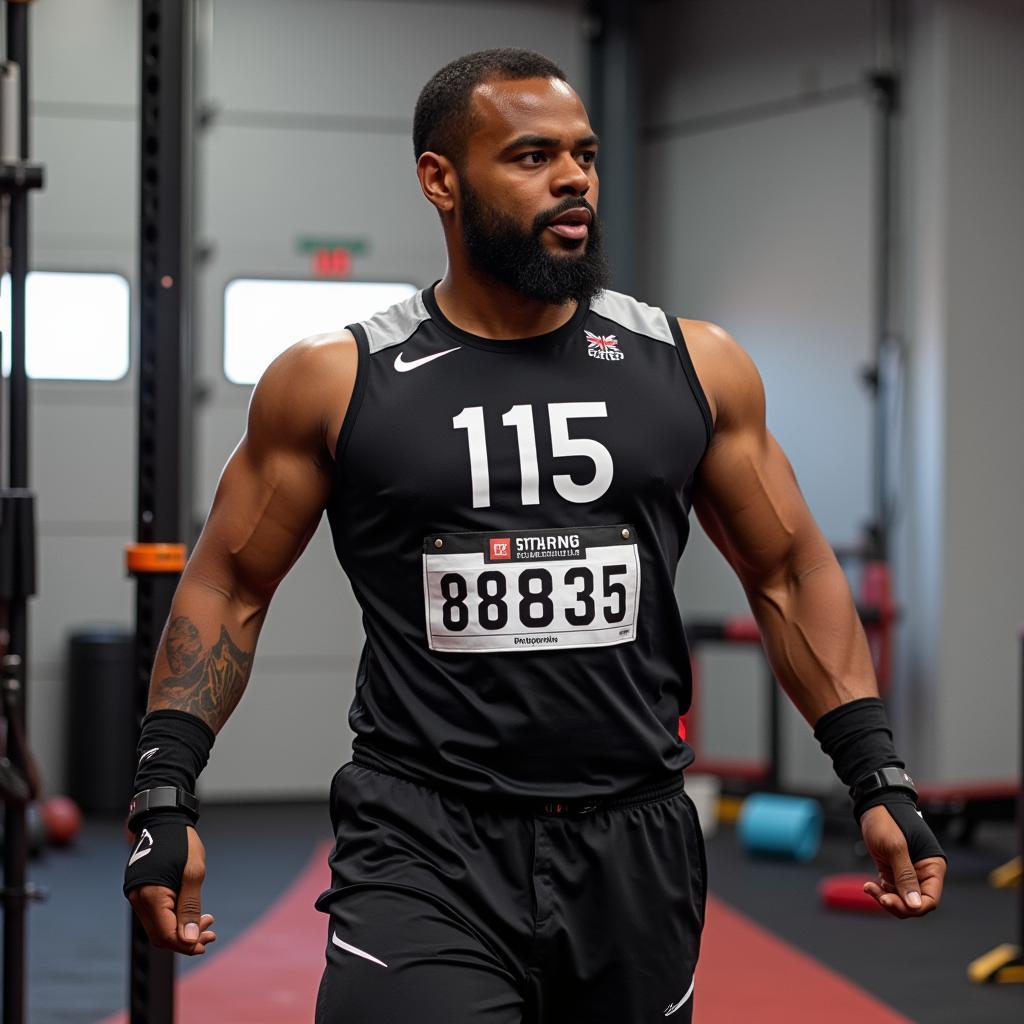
[126,331,357,954]
[147,331,357,730]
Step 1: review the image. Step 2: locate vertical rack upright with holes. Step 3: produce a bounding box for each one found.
[129,2,195,1022]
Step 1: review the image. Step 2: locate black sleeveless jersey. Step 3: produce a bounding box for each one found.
[325,284,713,799]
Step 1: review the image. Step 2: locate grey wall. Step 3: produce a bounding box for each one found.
[640,0,877,790]
[638,0,1023,788]
[897,0,1024,782]
[25,0,138,796]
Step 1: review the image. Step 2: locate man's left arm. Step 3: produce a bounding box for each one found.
[682,318,946,919]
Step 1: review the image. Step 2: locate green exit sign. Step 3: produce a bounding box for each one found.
[296,236,370,257]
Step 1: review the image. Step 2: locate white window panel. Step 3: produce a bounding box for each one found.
[1,271,130,381]
[223,278,417,385]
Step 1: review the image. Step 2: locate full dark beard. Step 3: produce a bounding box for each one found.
[459,182,609,305]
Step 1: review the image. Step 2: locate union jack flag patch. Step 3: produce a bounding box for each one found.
[585,330,625,362]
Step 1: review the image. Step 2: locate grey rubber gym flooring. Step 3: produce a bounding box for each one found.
[11,799,1023,1023]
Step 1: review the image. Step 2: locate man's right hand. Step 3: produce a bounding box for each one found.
[127,825,217,955]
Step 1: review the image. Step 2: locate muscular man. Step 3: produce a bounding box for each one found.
[124,49,945,1023]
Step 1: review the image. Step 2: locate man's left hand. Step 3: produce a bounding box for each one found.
[859,804,946,918]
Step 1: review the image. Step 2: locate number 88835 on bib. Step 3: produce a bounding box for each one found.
[422,524,641,653]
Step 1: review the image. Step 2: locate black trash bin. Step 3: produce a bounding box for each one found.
[67,628,135,815]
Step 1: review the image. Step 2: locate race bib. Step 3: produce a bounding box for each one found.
[422,524,641,653]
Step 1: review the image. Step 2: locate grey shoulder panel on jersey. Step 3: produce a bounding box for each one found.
[359,290,430,354]
[590,290,674,346]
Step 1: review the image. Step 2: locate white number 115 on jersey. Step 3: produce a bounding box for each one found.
[452,402,613,508]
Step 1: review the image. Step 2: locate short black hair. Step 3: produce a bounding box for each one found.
[413,49,567,166]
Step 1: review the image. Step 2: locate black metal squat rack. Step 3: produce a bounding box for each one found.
[0,3,45,1023]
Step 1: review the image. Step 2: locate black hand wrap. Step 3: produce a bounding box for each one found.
[123,821,189,895]
[124,710,215,897]
[870,792,946,863]
[813,696,945,861]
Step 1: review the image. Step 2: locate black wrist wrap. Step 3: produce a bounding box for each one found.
[813,697,905,815]
[131,710,215,827]
[814,698,945,861]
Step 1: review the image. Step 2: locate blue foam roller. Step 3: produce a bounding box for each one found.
[738,793,823,862]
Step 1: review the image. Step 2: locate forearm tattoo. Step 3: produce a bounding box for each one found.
[150,616,255,731]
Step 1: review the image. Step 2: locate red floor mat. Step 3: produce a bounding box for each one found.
[102,842,911,1023]
[100,841,332,1024]
[695,894,912,1022]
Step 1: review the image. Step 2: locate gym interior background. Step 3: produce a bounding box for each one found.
[0,0,1021,1021]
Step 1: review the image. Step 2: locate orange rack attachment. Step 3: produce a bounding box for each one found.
[125,543,187,575]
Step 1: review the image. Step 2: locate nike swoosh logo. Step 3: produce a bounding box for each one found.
[393,347,461,373]
[664,977,695,1016]
[139,747,159,765]
[332,931,388,968]
[128,828,154,867]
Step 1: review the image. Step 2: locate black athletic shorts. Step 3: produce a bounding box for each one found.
[314,761,708,1023]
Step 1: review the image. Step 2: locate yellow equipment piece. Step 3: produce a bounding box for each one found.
[717,795,743,824]
[968,944,1024,985]
[988,856,1022,889]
